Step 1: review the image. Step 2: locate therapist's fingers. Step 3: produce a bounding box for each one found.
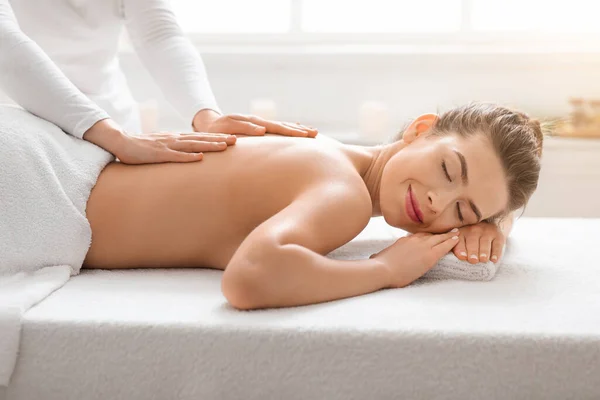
[145,132,237,145]
[281,122,319,138]
[219,119,266,136]
[178,133,237,145]
[168,140,228,153]
[156,150,204,163]
[465,234,480,264]
[231,114,317,137]
[243,116,307,137]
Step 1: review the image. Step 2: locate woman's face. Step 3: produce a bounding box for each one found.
[379,131,509,233]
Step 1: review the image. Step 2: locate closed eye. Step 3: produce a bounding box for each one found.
[442,160,451,182]
[456,202,464,223]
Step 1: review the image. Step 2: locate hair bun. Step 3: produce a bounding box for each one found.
[528,118,544,158]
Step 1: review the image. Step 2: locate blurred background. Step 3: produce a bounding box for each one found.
[32,1,600,217]
[121,0,600,132]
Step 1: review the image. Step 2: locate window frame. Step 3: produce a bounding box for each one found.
[172,0,600,53]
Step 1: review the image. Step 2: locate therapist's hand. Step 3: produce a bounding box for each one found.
[451,222,506,264]
[83,118,236,164]
[192,109,318,138]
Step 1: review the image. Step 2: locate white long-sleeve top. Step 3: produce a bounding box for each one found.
[0,0,220,138]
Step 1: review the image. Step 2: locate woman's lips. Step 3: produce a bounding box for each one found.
[405,185,424,224]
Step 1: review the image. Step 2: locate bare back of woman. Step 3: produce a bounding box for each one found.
[84,136,367,270]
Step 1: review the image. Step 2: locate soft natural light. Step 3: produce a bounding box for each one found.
[170,0,290,33]
[471,0,600,32]
[302,0,462,33]
[169,0,600,36]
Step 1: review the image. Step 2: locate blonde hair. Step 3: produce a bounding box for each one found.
[397,102,544,220]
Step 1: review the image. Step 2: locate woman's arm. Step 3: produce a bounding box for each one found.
[222,182,460,310]
[222,184,385,310]
[0,0,109,138]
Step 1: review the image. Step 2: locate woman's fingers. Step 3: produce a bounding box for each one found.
[428,228,459,245]
[168,140,228,153]
[478,236,493,263]
[452,234,468,260]
[431,232,460,259]
[490,238,505,263]
[465,232,480,264]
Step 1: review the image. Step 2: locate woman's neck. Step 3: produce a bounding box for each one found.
[340,140,406,216]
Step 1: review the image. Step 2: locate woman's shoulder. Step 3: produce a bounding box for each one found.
[232,134,369,203]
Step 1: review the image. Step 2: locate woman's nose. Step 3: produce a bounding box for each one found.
[427,190,454,214]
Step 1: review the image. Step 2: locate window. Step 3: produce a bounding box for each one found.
[170,0,600,46]
[301,0,461,33]
[471,0,600,33]
[170,0,291,33]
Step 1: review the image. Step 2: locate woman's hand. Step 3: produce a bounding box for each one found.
[83,118,237,164]
[193,109,318,138]
[370,229,460,288]
[452,222,506,264]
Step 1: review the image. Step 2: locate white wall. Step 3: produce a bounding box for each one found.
[120,48,600,218]
[119,47,600,135]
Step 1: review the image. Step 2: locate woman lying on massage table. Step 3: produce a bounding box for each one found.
[84,102,543,309]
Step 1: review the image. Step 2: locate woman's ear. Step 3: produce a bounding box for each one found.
[402,113,438,144]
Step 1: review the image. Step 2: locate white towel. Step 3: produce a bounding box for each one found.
[328,222,499,282]
[0,106,113,386]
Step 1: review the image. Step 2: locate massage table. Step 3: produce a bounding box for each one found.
[4,217,600,400]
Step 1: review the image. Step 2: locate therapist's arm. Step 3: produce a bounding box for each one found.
[0,0,109,138]
[0,0,236,163]
[122,0,317,138]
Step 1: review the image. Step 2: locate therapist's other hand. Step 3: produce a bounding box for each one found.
[193,109,318,138]
[451,222,506,264]
[83,118,236,164]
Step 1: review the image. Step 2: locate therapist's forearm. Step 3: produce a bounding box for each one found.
[82,119,127,156]
[192,108,221,131]
[123,0,220,126]
[0,0,109,139]
[223,243,391,310]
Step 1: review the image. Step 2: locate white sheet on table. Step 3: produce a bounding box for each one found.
[6,218,600,400]
[0,106,113,387]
